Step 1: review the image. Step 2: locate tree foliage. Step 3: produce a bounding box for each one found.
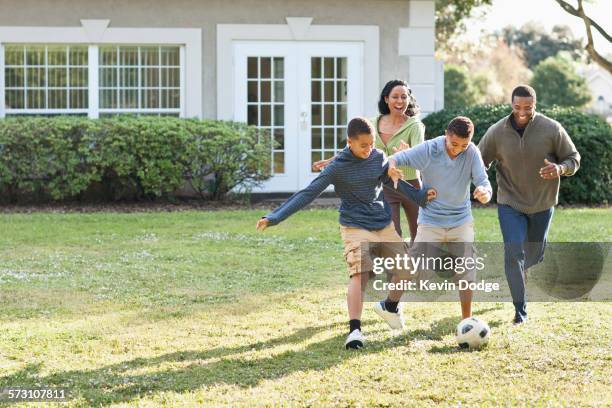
[530,55,592,108]
[435,0,492,45]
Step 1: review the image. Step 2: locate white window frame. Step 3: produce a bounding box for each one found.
[0,20,201,118]
[217,18,379,121]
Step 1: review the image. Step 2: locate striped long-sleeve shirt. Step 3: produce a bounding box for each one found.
[264,147,430,231]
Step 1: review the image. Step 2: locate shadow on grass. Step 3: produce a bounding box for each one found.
[427,318,504,354]
[0,311,504,406]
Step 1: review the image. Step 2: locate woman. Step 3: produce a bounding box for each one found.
[313,79,425,243]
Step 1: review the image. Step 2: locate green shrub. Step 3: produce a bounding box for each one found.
[422,104,612,204]
[0,116,272,203]
[183,120,272,200]
[444,64,482,109]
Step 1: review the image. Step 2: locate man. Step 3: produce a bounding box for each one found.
[478,85,580,324]
[375,116,492,328]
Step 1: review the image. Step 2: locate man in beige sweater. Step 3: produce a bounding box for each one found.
[478,85,580,324]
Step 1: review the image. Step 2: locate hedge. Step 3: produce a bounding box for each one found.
[422,104,612,205]
[0,116,272,203]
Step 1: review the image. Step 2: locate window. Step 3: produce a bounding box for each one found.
[4,45,88,113]
[99,46,181,115]
[3,44,182,117]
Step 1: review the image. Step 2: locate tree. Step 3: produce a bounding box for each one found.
[440,38,531,104]
[444,64,482,109]
[436,0,492,45]
[554,0,612,74]
[499,23,584,68]
[530,55,592,108]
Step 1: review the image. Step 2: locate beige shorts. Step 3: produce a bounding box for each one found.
[340,223,406,277]
[409,221,477,283]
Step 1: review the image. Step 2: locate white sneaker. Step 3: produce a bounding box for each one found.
[373,301,405,330]
[345,329,365,349]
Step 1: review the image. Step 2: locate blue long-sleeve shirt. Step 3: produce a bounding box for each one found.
[264,147,430,231]
[391,136,492,228]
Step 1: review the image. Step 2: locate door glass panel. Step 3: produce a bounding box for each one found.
[311,56,348,170]
[246,56,285,174]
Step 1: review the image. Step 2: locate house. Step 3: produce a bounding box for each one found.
[0,0,443,193]
[584,66,612,123]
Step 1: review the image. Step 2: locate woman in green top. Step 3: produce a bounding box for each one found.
[374,79,424,243]
[313,79,425,243]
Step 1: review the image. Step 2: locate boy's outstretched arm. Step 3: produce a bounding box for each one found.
[256,170,333,230]
[380,158,435,208]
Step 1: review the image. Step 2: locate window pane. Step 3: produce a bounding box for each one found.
[120,47,138,65]
[247,81,257,103]
[5,67,25,87]
[311,151,322,169]
[160,47,179,66]
[160,89,179,109]
[143,89,160,109]
[27,67,45,87]
[141,47,159,66]
[5,45,24,65]
[324,81,334,102]
[273,152,284,174]
[274,129,284,150]
[247,105,258,125]
[311,127,322,149]
[311,58,321,79]
[311,104,321,126]
[337,128,347,148]
[260,105,271,126]
[6,90,25,109]
[26,46,45,65]
[27,89,45,109]
[324,104,334,126]
[260,81,271,103]
[100,89,117,109]
[324,128,335,149]
[336,58,347,78]
[161,67,179,87]
[100,68,117,87]
[273,57,284,79]
[247,57,258,78]
[337,81,347,103]
[48,89,68,109]
[311,81,321,102]
[70,47,88,66]
[47,67,67,87]
[119,89,138,108]
[323,57,334,79]
[120,67,138,87]
[273,81,284,102]
[273,105,283,126]
[47,47,67,66]
[141,67,159,87]
[260,58,271,79]
[70,89,88,109]
[70,68,88,87]
[336,104,347,126]
[100,47,117,66]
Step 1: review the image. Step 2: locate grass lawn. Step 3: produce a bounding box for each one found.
[0,207,610,407]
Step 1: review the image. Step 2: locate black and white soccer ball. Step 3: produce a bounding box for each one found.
[456,317,490,349]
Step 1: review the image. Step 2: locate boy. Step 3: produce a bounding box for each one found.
[375,116,492,329]
[256,117,436,349]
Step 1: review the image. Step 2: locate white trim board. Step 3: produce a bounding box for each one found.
[0,21,202,118]
[217,19,379,121]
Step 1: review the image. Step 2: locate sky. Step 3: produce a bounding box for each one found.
[464,0,612,55]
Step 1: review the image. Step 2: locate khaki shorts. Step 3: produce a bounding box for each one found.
[409,221,477,283]
[340,223,406,277]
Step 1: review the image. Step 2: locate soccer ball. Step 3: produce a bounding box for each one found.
[456,317,490,349]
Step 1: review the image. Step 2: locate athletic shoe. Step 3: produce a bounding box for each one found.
[513,312,528,324]
[345,329,365,349]
[373,301,405,330]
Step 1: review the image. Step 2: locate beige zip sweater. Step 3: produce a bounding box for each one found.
[478,112,580,214]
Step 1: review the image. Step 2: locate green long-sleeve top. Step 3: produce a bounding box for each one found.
[373,115,425,181]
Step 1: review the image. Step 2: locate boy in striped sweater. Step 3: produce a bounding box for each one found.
[256,117,435,349]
